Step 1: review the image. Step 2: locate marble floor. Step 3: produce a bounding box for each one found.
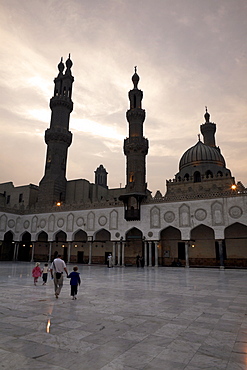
[0,262,246,370]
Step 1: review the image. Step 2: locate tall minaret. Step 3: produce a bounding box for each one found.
[38,55,74,206]
[120,67,149,221]
[200,107,216,147]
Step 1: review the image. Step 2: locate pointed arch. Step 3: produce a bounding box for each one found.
[94,229,111,242]
[36,231,48,242]
[73,229,87,242]
[224,223,247,262]
[125,227,143,241]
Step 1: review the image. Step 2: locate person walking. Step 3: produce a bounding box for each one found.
[42,263,49,285]
[67,266,81,300]
[50,255,68,298]
[32,262,42,285]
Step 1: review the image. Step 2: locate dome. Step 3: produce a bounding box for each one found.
[179,140,226,171]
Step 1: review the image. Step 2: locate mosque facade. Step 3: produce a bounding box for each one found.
[0,56,247,268]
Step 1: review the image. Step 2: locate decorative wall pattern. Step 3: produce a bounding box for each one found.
[212,201,224,226]
[195,209,207,221]
[31,216,38,232]
[229,206,243,219]
[98,216,107,226]
[87,211,95,231]
[8,219,15,228]
[67,213,74,232]
[150,206,160,228]
[164,211,175,223]
[48,214,55,232]
[110,210,118,230]
[179,204,190,227]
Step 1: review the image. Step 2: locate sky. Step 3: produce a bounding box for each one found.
[0,0,247,196]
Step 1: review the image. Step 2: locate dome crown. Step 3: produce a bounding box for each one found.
[179,140,225,170]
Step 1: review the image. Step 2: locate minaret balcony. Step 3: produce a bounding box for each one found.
[50,96,73,112]
[126,108,145,123]
[45,129,72,145]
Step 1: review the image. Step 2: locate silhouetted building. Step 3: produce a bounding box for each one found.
[0,57,246,268]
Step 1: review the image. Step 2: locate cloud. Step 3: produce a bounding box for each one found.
[0,0,246,193]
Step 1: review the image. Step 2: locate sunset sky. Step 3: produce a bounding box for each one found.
[0,0,246,195]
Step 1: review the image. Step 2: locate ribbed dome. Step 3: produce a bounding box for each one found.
[179,140,226,170]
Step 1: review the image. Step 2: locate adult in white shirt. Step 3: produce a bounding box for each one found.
[50,255,68,298]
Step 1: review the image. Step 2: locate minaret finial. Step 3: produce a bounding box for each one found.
[204,106,210,123]
[132,66,139,89]
[65,54,73,75]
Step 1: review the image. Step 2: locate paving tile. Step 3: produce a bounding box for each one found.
[0,262,246,369]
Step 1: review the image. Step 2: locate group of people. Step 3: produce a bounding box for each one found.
[32,254,81,300]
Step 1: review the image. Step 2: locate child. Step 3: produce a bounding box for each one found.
[32,262,42,285]
[67,266,81,300]
[42,263,49,285]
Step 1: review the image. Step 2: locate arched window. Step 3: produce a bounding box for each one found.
[205,170,213,178]
[194,171,201,183]
[184,173,189,181]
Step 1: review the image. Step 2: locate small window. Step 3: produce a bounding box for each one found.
[194,171,201,183]
[6,195,10,204]
[19,193,23,203]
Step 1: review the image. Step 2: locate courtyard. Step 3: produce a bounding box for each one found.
[0,262,246,369]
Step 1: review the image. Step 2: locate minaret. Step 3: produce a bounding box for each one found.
[200,107,216,147]
[119,67,149,221]
[38,55,74,206]
[95,165,108,188]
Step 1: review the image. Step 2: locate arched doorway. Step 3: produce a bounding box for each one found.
[94,229,111,264]
[0,231,15,261]
[190,225,215,266]
[34,231,49,262]
[72,230,87,263]
[160,227,182,266]
[18,232,32,261]
[54,231,68,262]
[125,228,143,266]
[225,223,247,267]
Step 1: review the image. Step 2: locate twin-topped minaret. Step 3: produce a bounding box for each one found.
[38,55,74,206]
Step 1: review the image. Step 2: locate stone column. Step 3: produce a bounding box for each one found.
[12,242,17,261]
[15,242,20,261]
[48,242,52,262]
[185,241,189,268]
[122,242,125,267]
[88,242,92,265]
[218,240,225,270]
[112,241,116,266]
[68,242,71,263]
[154,241,158,267]
[31,242,35,262]
[148,242,152,267]
[144,241,148,266]
[117,241,121,266]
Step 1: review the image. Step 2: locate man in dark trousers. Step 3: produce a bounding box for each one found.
[50,254,68,298]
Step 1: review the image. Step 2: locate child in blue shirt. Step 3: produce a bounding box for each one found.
[67,266,81,300]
